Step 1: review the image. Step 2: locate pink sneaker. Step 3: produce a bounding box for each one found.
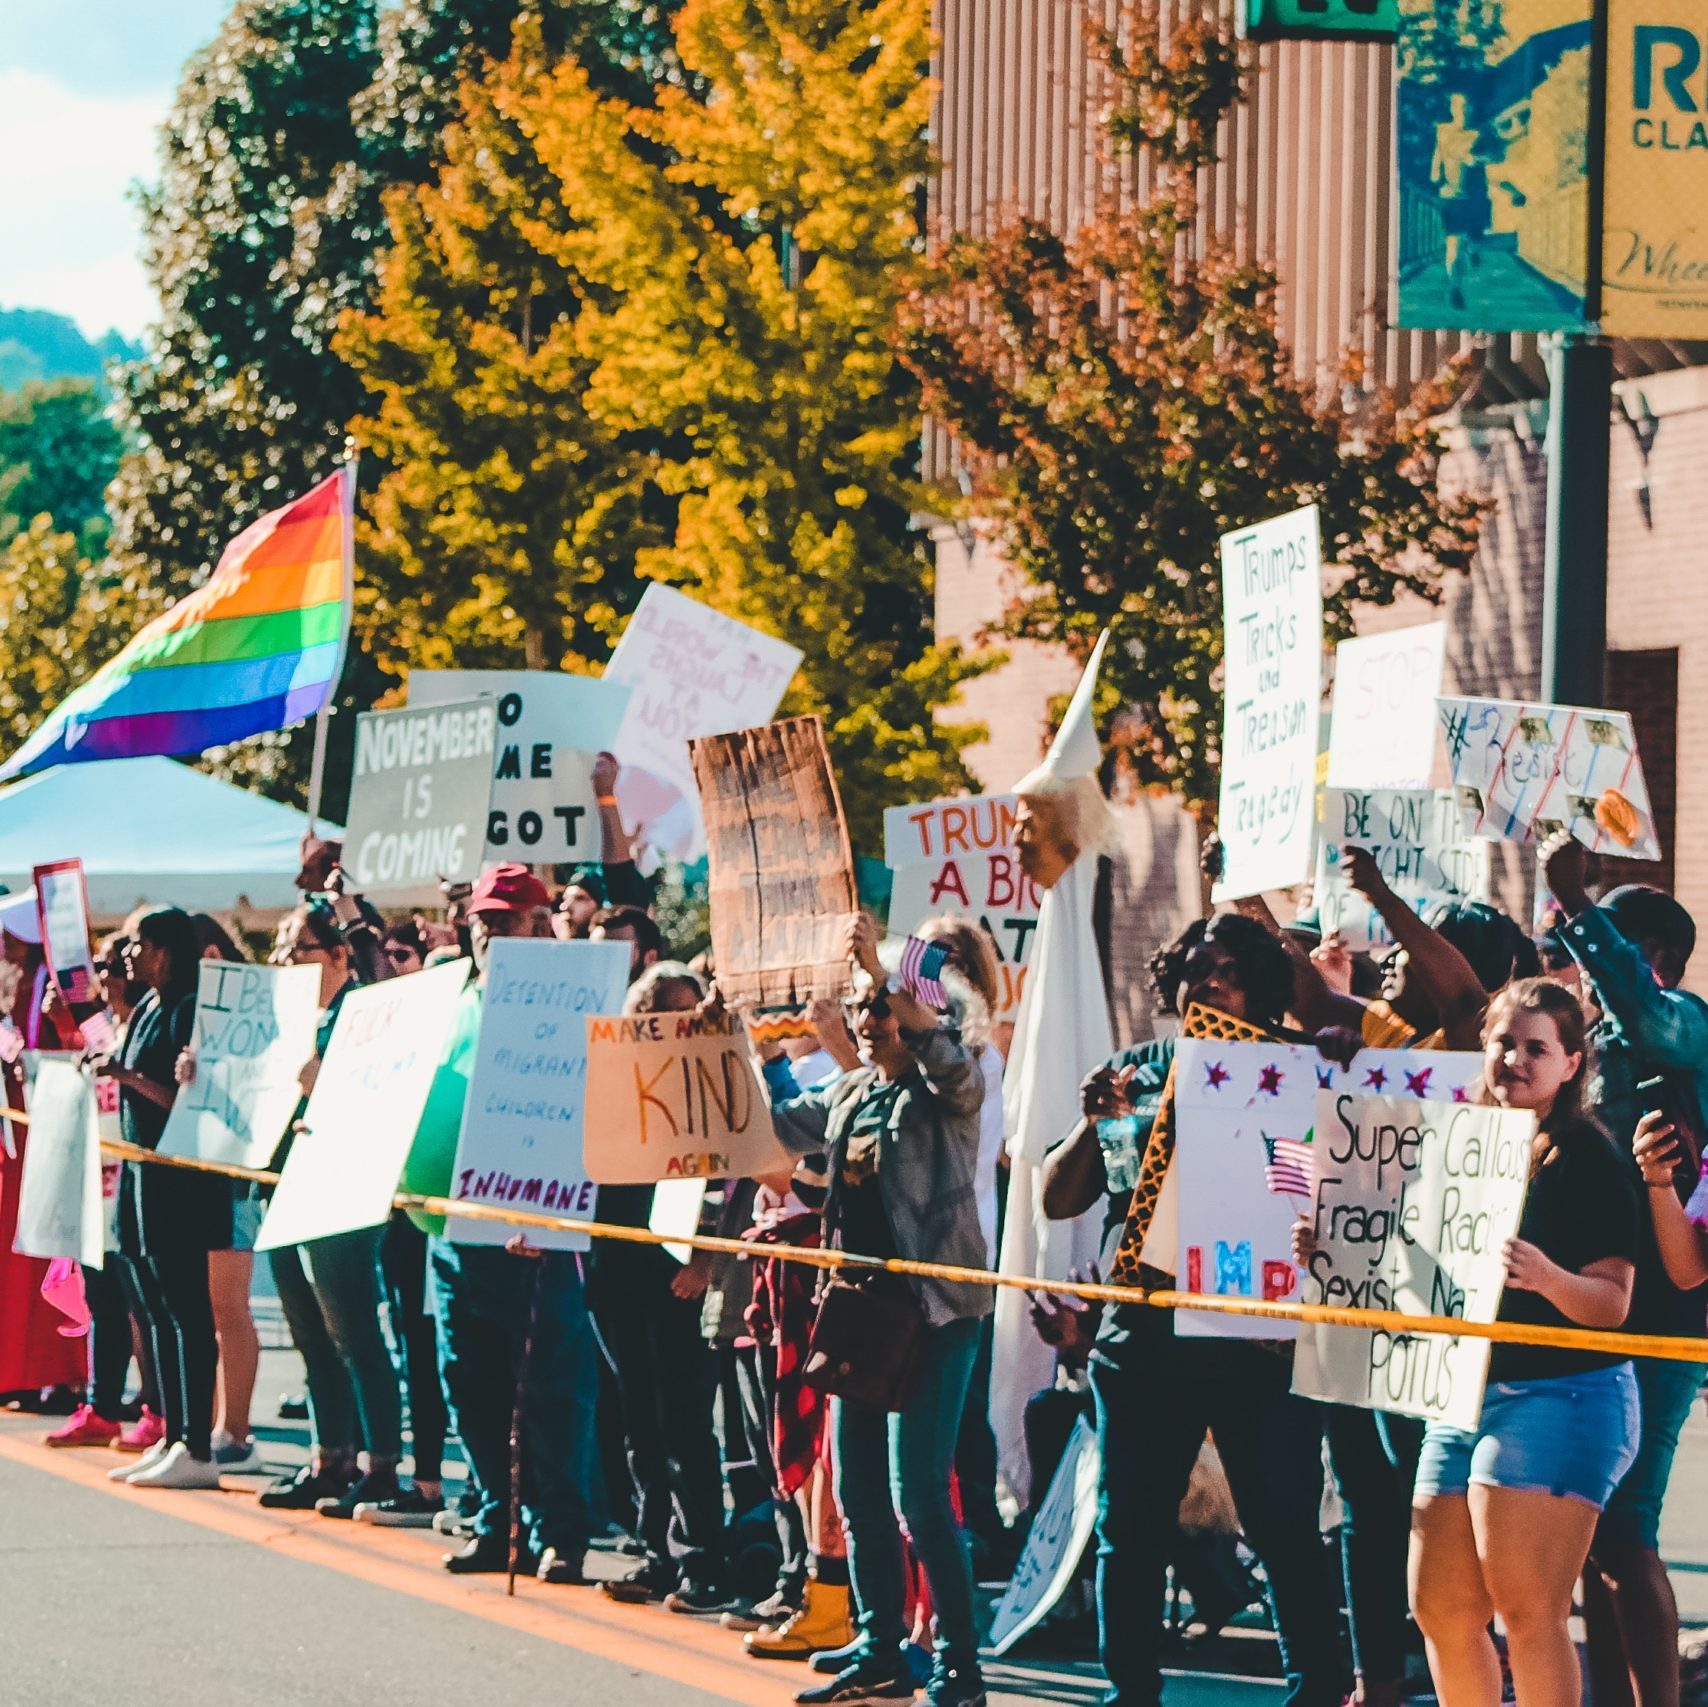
[46,1404,121,1449]
[114,1407,166,1454]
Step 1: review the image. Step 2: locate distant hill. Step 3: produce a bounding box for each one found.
[0,307,140,393]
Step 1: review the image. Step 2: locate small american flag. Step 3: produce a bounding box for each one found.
[1262,1134,1314,1199]
[79,1011,117,1056]
[898,935,951,1006]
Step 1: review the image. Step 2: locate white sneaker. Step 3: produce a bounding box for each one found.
[128,1441,221,1490]
[110,1440,168,1482]
[212,1436,263,1474]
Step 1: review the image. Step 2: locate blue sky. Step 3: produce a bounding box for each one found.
[0,0,233,339]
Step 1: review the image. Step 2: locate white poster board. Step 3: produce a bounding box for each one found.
[1327,624,1447,790]
[1438,697,1661,861]
[1213,506,1324,899]
[158,961,322,1169]
[1293,1092,1533,1428]
[410,670,631,866]
[13,1054,104,1268]
[606,585,803,859]
[256,961,472,1250]
[1172,1039,1482,1336]
[989,1416,1100,1655]
[444,939,630,1250]
[1313,789,1490,950]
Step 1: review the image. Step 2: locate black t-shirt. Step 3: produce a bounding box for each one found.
[119,987,195,1152]
[1490,1119,1641,1383]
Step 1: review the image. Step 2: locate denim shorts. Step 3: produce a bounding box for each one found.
[1596,1357,1707,1550]
[226,1182,265,1254]
[1415,1363,1641,1511]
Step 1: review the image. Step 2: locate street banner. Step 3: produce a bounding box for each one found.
[410,669,631,866]
[1171,1039,1482,1337]
[256,961,472,1251]
[1314,788,1490,949]
[445,939,630,1250]
[1437,696,1661,860]
[1213,506,1324,900]
[158,961,321,1170]
[1326,624,1447,790]
[584,1010,788,1184]
[33,860,97,1005]
[13,1054,103,1269]
[1601,0,1708,338]
[607,585,803,860]
[343,698,498,902]
[692,717,857,1008]
[1396,0,1593,332]
[1293,1091,1534,1428]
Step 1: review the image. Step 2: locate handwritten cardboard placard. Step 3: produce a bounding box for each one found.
[607,585,803,859]
[1314,788,1490,950]
[1171,1039,1482,1336]
[158,961,322,1170]
[13,1054,104,1268]
[256,961,473,1251]
[410,669,630,865]
[989,1415,1100,1655]
[1292,1091,1533,1428]
[583,1010,788,1184]
[343,699,498,903]
[33,860,96,1005]
[1327,624,1447,790]
[1213,505,1324,899]
[1437,696,1660,861]
[692,717,857,1008]
[445,938,630,1250]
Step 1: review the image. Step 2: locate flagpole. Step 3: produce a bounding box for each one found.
[307,448,358,834]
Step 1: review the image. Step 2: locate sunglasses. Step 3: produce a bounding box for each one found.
[844,989,892,1023]
[384,944,417,964]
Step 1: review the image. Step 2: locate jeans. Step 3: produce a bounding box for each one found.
[736,1339,808,1598]
[955,1310,1004,1547]
[1595,1356,1707,1552]
[833,1314,982,1670]
[382,1212,448,1483]
[430,1239,598,1557]
[271,1224,402,1459]
[1090,1328,1342,1707]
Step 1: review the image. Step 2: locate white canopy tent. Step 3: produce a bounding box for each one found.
[0,758,336,919]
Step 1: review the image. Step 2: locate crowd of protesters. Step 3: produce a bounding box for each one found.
[1,749,1706,1707]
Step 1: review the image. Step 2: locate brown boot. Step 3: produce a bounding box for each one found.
[744,1579,854,1661]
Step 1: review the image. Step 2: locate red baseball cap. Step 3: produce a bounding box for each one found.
[466,863,551,917]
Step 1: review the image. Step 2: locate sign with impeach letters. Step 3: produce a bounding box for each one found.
[1293,1092,1534,1428]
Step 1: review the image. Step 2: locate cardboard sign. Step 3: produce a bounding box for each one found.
[33,860,96,1005]
[1171,1039,1482,1336]
[445,939,630,1249]
[13,1054,104,1268]
[1213,506,1324,899]
[157,961,322,1170]
[343,699,498,902]
[410,670,630,866]
[583,1010,789,1184]
[1292,1091,1534,1428]
[692,717,857,1008]
[989,1416,1100,1655]
[1326,624,1446,790]
[1314,789,1489,950]
[256,961,473,1250]
[607,585,803,859]
[1438,697,1660,860]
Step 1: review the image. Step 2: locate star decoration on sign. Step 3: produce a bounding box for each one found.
[1452,1085,1471,1103]
[1315,1067,1335,1089]
[1363,1067,1388,1092]
[1257,1063,1284,1097]
[1204,1061,1231,1090]
[1405,1067,1433,1097]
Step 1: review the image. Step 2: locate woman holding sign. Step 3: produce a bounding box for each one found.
[1410,981,1640,1707]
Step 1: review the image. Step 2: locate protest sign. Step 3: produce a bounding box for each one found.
[13,1054,103,1268]
[607,585,803,859]
[1438,697,1661,861]
[33,860,97,1004]
[692,717,857,1008]
[410,670,631,866]
[1326,624,1446,790]
[584,1010,788,1184]
[343,699,498,903]
[158,961,321,1170]
[651,1178,708,1264]
[1213,506,1324,900]
[256,961,472,1251]
[1171,1039,1481,1336]
[989,1416,1100,1655]
[1293,1092,1534,1428]
[1313,789,1489,950]
[445,939,630,1250]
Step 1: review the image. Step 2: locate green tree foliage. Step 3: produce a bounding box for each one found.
[0,382,124,555]
[896,5,1484,815]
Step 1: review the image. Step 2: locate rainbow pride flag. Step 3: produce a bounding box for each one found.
[0,468,354,781]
